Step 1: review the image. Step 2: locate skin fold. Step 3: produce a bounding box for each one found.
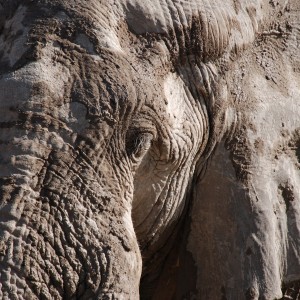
[0,0,299,299]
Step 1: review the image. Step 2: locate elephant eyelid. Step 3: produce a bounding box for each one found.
[126,131,154,161]
[134,132,153,150]
[131,124,157,140]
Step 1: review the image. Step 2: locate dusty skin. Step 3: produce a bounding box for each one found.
[0,0,299,299]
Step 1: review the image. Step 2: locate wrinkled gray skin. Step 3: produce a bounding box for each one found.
[0,0,299,299]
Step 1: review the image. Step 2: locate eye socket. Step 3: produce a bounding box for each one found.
[126,130,154,162]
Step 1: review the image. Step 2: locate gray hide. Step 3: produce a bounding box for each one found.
[0,0,299,299]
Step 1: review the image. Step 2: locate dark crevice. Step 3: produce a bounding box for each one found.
[139,178,198,300]
[279,183,294,212]
[281,280,300,299]
[295,140,300,163]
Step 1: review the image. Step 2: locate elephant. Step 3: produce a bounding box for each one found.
[0,0,300,299]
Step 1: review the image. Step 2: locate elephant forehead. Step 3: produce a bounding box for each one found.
[123,0,264,58]
[0,1,124,67]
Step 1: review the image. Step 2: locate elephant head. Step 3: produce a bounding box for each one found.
[0,0,299,299]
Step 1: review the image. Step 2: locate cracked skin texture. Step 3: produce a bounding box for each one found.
[0,0,299,299]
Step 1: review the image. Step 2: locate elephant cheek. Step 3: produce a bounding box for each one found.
[187,142,282,299]
[189,138,300,299]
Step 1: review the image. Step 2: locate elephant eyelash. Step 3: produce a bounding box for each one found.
[134,133,152,151]
[126,131,154,161]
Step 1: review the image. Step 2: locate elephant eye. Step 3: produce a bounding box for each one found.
[126,130,154,162]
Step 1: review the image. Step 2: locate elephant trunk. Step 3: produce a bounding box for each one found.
[0,125,141,299]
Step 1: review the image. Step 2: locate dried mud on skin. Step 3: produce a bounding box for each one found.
[0,0,300,299]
